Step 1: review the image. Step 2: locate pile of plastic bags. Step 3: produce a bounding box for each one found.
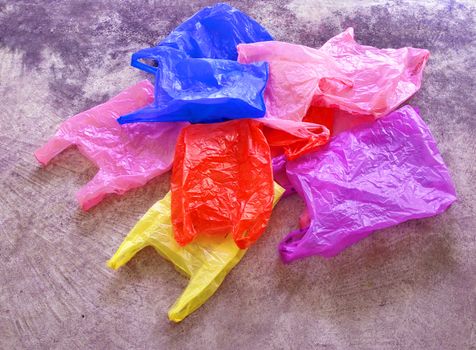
[35,3,456,322]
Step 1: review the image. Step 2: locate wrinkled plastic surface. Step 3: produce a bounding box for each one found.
[279,106,457,263]
[171,117,330,249]
[119,48,268,124]
[107,183,284,322]
[122,3,273,124]
[262,119,329,160]
[238,28,429,127]
[35,81,186,210]
[272,155,295,197]
[171,119,274,249]
[131,3,273,74]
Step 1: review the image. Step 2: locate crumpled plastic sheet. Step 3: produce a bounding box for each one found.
[122,3,273,124]
[171,118,330,249]
[131,3,273,74]
[107,183,285,322]
[35,80,186,210]
[278,106,457,263]
[171,119,274,249]
[272,155,295,197]
[118,47,268,124]
[262,119,329,160]
[237,27,430,129]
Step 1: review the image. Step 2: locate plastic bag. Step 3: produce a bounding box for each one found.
[121,3,273,124]
[279,106,457,263]
[171,119,329,249]
[237,27,429,127]
[262,119,329,160]
[131,3,273,74]
[171,119,274,249]
[118,47,269,124]
[171,118,330,249]
[35,80,186,210]
[107,183,285,322]
[272,155,295,197]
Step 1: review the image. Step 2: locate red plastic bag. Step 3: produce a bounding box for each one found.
[171,119,274,249]
[262,121,329,160]
[171,118,330,248]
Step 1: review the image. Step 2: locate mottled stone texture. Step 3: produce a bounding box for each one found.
[0,0,475,349]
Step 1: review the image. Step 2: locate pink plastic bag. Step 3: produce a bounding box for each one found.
[238,27,429,129]
[35,80,186,210]
[279,106,456,263]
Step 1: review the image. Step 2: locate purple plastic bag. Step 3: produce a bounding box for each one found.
[279,106,456,263]
[272,155,295,197]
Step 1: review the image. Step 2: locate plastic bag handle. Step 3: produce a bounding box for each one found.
[131,48,159,75]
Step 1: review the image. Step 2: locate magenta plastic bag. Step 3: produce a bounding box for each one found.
[272,155,295,197]
[237,28,429,126]
[35,80,186,210]
[279,106,456,263]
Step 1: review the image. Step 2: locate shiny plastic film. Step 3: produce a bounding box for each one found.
[131,3,273,74]
[119,48,269,124]
[279,106,456,263]
[171,119,275,249]
[238,27,429,129]
[34,80,186,210]
[107,183,285,322]
[262,120,329,160]
[122,3,273,124]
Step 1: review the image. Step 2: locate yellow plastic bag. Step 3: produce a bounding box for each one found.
[107,183,284,322]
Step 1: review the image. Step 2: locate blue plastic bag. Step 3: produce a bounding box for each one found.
[121,3,273,124]
[131,3,273,74]
[118,47,268,124]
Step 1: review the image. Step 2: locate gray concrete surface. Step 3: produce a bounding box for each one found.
[0,0,475,349]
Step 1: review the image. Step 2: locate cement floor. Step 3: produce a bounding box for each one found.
[0,1,475,349]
